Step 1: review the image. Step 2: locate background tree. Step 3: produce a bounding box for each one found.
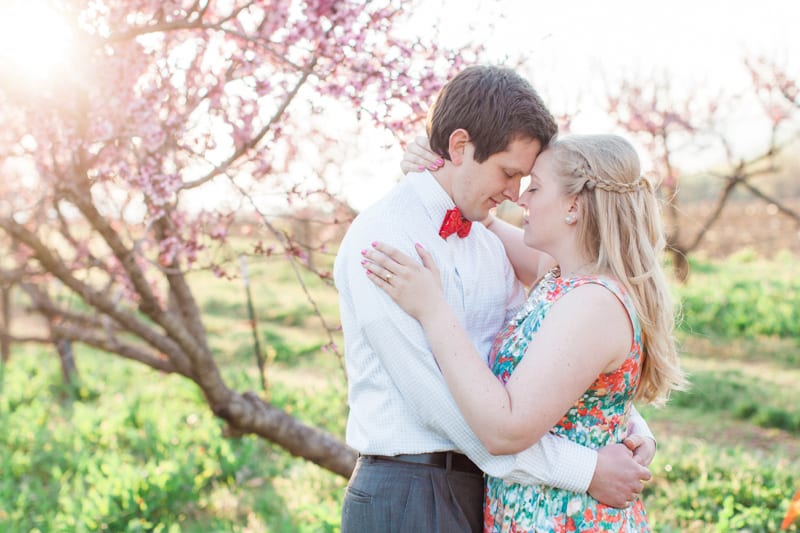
[606,60,800,280]
[0,0,478,478]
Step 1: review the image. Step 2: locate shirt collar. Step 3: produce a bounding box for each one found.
[406,170,455,226]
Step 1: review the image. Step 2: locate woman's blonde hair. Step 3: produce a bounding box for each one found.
[549,134,686,405]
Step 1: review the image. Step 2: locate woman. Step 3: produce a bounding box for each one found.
[361,134,686,531]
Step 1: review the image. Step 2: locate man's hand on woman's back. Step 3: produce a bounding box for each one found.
[588,443,652,508]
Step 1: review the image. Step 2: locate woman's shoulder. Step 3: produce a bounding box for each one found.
[535,276,635,371]
[549,275,639,340]
[547,275,634,326]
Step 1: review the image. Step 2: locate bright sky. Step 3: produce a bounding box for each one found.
[341,0,800,209]
[427,0,798,89]
[0,1,75,80]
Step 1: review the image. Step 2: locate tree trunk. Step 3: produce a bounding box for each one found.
[667,244,690,283]
[55,336,80,387]
[215,391,358,478]
[1,286,9,362]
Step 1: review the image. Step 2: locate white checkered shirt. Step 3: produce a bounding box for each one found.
[335,171,599,491]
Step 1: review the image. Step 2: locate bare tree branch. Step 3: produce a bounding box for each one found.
[685,176,741,252]
[51,322,177,374]
[153,217,208,343]
[230,176,346,374]
[741,181,800,223]
[0,218,194,376]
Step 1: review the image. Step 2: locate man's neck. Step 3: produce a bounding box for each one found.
[430,165,455,203]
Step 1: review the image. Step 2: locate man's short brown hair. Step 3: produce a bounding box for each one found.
[426,65,557,163]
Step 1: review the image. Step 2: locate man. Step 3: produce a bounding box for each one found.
[334,65,653,532]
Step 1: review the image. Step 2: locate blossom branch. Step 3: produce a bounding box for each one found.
[182,57,319,190]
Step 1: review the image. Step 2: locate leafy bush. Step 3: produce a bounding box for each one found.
[675,252,800,338]
[667,369,800,434]
[646,439,799,532]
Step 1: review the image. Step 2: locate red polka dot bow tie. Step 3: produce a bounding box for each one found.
[439,207,472,239]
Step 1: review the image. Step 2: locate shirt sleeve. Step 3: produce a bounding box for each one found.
[339,229,598,492]
[629,405,656,441]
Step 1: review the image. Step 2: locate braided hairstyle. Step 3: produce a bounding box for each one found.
[550,134,686,405]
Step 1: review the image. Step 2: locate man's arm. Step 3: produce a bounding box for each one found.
[485,214,554,287]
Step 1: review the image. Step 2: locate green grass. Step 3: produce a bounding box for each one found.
[0,347,346,532]
[0,252,798,531]
[645,437,798,532]
[675,249,800,338]
[640,338,800,531]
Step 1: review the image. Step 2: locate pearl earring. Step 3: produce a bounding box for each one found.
[565,215,576,225]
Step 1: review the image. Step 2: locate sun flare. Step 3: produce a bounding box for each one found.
[0,1,74,81]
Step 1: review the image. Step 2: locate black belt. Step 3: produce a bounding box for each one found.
[364,452,482,476]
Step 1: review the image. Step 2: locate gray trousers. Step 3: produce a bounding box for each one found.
[341,456,484,533]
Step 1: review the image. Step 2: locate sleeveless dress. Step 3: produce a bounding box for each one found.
[483,271,651,532]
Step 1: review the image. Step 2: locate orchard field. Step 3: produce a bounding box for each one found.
[1,200,799,533]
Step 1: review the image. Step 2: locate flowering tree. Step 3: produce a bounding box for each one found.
[0,0,477,478]
[607,59,800,280]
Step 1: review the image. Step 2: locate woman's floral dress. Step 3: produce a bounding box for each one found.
[484,271,650,532]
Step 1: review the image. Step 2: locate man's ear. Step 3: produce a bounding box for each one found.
[448,129,470,166]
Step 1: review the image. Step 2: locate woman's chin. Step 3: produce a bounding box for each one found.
[522,235,537,248]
